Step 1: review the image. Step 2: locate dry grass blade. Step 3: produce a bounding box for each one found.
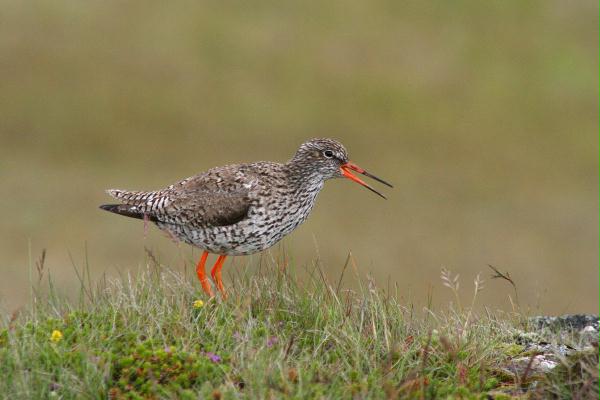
[441,267,462,311]
[488,264,519,306]
[144,247,161,269]
[35,249,47,284]
[441,267,459,291]
[473,273,485,294]
[519,352,542,388]
[283,335,295,361]
[335,252,352,296]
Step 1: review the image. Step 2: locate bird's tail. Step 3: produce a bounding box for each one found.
[105,188,166,205]
[100,188,169,220]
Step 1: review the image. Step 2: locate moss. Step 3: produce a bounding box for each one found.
[0,329,8,347]
[500,343,525,358]
[108,340,227,399]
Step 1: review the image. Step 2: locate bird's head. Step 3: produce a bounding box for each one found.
[290,138,392,198]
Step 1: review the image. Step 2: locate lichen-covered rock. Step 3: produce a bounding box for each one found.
[499,314,599,397]
[530,314,599,333]
[502,354,559,378]
[529,314,599,352]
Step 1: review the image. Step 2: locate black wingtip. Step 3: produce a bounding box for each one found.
[100,204,125,215]
[99,204,119,213]
[99,203,150,220]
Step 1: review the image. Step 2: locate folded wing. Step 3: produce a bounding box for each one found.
[102,166,256,228]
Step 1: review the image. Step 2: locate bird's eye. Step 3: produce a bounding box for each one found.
[323,150,334,158]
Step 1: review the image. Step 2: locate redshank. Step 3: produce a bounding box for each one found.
[100,138,392,297]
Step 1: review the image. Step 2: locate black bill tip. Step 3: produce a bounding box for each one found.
[363,184,387,200]
[362,171,393,188]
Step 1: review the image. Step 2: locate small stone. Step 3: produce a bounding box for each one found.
[580,325,596,334]
[506,355,558,377]
[535,356,558,373]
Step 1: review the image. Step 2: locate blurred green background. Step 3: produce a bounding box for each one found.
[1,1,597,313]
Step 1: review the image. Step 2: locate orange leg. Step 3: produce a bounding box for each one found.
[210,255,228,298]
[195,251,214,297]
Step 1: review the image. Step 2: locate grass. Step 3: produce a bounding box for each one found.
[0,252,596,399]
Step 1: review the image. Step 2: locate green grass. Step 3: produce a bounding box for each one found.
[0,255,596,399]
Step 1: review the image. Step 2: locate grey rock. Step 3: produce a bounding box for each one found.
[530,314,599,332]
[504,355,559,377]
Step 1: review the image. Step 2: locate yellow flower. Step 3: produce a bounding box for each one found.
[50,330,63,343]
[193,299,204,309]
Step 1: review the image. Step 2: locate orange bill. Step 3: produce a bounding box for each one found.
[340,162,393,199]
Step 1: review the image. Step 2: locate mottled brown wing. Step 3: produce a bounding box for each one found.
[162,189,250,227]
[157,166,257,227]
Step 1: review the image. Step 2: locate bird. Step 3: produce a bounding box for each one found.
[100,138,392,298]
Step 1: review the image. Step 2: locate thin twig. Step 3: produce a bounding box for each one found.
[488,264,520,306]
[519,352,541,388]
[335,252,352,296]
[35,249,47,285]
[145,247,161,269]
[283,335,295,361]
[68,251,94,303]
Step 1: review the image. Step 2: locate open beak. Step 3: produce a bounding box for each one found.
[340,162,393,199]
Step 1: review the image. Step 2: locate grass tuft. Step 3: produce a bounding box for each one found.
[0,256,595,399]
